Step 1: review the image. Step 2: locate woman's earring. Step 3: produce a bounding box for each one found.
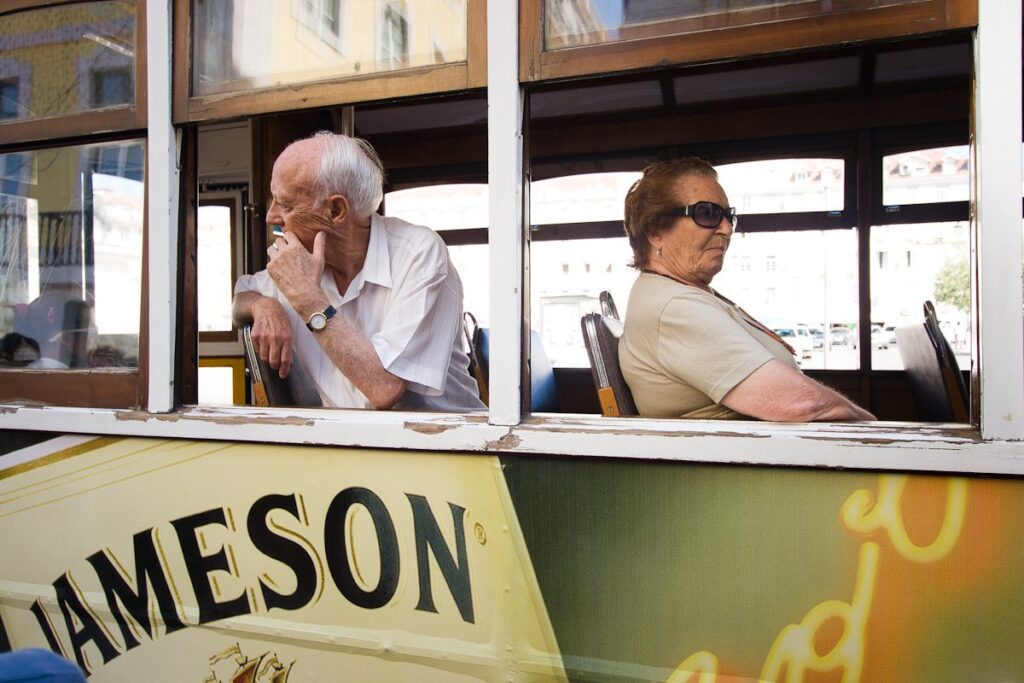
[656,247,662,257]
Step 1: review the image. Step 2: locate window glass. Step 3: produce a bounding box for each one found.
[0,1,136,122]
[716,158,844,213]
[714,229,860,370]
[882,145,969,206]
[531,237,633,367]
[192,0,468,98]
[0,140,144,370]
[543,0,928,50]
[531,172,640,225]
[448,243,489,327]
[870,222,970,370]
[385,183,487,230]
[198,365,236,404]
[197,204,234,333]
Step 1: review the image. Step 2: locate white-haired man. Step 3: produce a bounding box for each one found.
[232,132,484,411]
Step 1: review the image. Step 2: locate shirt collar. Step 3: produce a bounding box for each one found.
[361,214,392,289]
[330,214,393,304]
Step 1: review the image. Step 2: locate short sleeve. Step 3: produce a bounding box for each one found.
[233,270,273,296]
[656,295,775,402]
[370,241,459,396]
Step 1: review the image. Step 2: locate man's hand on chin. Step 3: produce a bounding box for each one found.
[267,231,328,307]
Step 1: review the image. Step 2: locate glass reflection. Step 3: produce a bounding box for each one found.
[192,0,468,97]
[0,141,144,370]
[0,1,136,122]
[882,146,969,206]
[544,0,928,50]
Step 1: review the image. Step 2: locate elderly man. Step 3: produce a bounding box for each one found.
[232,132,484,411]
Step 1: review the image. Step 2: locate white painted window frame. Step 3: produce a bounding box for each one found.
[2,0,1024,478]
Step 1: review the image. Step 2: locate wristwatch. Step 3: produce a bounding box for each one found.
[306,305,337,332]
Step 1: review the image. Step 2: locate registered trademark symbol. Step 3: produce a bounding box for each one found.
[474,523,487,545]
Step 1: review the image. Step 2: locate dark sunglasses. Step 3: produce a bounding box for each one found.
[667,201,738,230]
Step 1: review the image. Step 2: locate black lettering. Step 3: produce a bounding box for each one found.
[85,528,186,651]
[53,573,119,675]
[247,494,317,612]
[407,495,474,624]
[170,508,250,624]
[29,600,64,656]
[324,487,399,609]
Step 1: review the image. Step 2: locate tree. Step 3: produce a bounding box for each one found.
[933,258,969,312]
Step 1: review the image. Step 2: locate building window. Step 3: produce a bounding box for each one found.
[0,80,18,120]
[380,1,409,69]
[91,67,132,108]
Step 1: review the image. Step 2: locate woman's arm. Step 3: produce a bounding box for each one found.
[721,359,876,422]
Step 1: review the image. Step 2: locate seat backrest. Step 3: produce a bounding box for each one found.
[599,290,620,321]
[462,312,489,405]
[469,322,560,412]
[580,312,637,417]
[895,301,968,422]
[242,325,323,407]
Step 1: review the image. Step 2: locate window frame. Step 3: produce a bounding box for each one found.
[0,0,148,147]
[171,0,486,124]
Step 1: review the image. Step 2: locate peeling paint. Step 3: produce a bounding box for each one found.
[404,422,459,435]
[523,422,771,439]
[485,431,521,450]
[114,411,315,427]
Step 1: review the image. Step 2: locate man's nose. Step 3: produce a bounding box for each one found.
[266,200,280,225]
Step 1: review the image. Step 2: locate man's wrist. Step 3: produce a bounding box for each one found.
[292,290,332,321]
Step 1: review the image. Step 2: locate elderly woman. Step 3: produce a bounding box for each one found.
[619,158,875,421]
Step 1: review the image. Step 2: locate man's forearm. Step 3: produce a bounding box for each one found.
[315,315,407,409]
[231,291,264,326]
[284,289,407,409]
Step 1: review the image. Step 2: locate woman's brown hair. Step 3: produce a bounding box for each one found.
[623,158,718,269]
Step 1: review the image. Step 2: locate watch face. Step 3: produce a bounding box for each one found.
[309,313,327,331]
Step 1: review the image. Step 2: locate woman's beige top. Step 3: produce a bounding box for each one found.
[619,273,799,419]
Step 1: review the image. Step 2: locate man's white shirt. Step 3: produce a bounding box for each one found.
[235,214,484,411]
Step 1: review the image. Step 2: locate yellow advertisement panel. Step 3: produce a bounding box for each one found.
[0,438,565,682]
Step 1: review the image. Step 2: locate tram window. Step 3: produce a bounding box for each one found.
[0,1,137,123]
[385,184,487,231]
[384,184,489,326]
[716,159,844,213]
[882,146,969,207]
[532,173,640,225]
[0,140,144,372]
[197,202,236,337]
[191,0,468,98]
[714,230,860,370]
[870,222,971,371]
[532,237,632,368]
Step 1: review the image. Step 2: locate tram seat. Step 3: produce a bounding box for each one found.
[599,290,620,321]
[464,314,560,412]
[242,325,323,407]
[895,301,969,422]
[581,312,638,417]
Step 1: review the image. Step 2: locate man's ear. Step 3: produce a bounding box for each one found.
[327,194,351,223]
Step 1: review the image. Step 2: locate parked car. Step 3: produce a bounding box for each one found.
[883,324,898,346]
[809,327,825,348]
[773,325,813,359]
[830,327,856,347]
[871,324,889,350]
